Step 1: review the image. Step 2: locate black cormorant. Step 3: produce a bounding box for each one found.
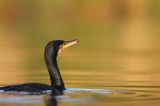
[0,39,79,94]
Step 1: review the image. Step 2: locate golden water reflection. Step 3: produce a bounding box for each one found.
[0,0,160,106]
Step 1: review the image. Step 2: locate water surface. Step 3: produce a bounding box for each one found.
[0,1,160,106]
[0,49,160,106]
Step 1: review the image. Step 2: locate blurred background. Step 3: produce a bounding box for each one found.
[0,0,160,88]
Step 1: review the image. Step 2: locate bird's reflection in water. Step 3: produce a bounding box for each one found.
[46,96,57,106]
[45,90,64,106]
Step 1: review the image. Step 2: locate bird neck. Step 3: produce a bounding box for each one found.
[45,53,65,91]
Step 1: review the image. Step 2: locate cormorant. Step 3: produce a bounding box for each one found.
[0,39,79,94]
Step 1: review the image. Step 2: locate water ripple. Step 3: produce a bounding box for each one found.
[65,88,118,94]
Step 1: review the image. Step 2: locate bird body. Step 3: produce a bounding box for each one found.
[0,83,51,92]
[0,39,79,94]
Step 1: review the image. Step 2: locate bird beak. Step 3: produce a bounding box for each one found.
[58,39,79,53]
